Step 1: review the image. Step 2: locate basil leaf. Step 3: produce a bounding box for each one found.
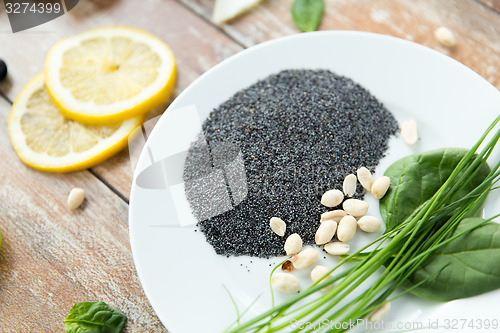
[64,301,127,333]
[405,217,500,301]
[380,148,490,230]
[291,0,324,32]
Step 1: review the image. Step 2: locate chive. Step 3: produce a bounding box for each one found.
[225,114,500,333]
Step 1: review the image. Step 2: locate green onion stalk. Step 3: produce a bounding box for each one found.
[225,114,500,333]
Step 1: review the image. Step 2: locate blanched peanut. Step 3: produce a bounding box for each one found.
[343,199,369,217]
[320,210,347,222]
[401,119,418,145]
[324,241,350,255]
[270,217,286,236]
[67,188,85,210]
[434,27,456,47]
[357,167,374,191]
[321,189,344,208]
[343,174,357,197]
[271,272,300,293]
[337,216,357,242]
[311,265,330,282]
[357,216,383,233]
[315,220,337,245]
[367,303,391,322]
[284,233,302,255]
[293,248,319,269]
[311,265,332,290]
[371,176,391,200]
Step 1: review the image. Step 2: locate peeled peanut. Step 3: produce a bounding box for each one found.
[284,233,302,255]
[371,176,391,200]
[67,188,85,210]
[311,265,331,282]
[343,199,369,217]
[367,303,391,322]
[270,217,286,236]
[343,174,357,197]
[293,248,319,269]
[357,167,374,191]
[357,216,383,233]
[320,210,347,222]
[434,27,455,47]
[337,216,357,242]
[401,119,418,145]
[311,265,332,290]
[320,189,344,208]
[271,272,300,293]
[315,220,337,245]
[324,241,350,255]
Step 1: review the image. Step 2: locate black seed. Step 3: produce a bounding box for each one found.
[184,69,398,258]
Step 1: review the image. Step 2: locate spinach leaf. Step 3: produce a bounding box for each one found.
[405,217,500,301]
[380,148,490,230]
[291,0,324,32]
[64,301,127,333]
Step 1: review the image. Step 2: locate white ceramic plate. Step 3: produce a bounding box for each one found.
[129,31,500,333]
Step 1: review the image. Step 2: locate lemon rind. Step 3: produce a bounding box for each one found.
[8,73,143,173]
[45,26,176,125]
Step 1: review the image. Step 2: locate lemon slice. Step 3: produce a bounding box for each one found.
[45,26,176,124]
[8,74,142,173]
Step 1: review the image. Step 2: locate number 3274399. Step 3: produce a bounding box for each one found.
[5,2,62,14]
[444,319,499,330]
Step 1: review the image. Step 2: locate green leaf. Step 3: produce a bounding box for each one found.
[291,0,324,32]
[64,301,127,333]
[380,148,490,230]
[405,217,500,301]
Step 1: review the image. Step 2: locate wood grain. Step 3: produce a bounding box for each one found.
[0,0,243,199]
[477,0,500,13]
[0,1,244,330]
[0,106,166,333]
[1,1,499,331]
[180,0,500,89]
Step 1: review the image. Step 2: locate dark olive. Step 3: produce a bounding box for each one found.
[0,59,7,81]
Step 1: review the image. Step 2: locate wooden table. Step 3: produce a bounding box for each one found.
[0,0,499,331]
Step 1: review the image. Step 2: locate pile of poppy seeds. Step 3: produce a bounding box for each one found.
[183,69,398,258]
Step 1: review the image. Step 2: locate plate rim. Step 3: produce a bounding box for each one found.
[129,30,500,332]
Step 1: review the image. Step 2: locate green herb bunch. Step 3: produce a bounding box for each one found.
[226,114,500,333]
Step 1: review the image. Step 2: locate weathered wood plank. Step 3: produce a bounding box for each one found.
[0,0,243,199]
[477,0,500,13]
[1,1,498,331]
[0,98,166,331]
[180,0,500,89]
[0,1,244,330]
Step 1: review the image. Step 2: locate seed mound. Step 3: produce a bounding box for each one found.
[183,69,398,257]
